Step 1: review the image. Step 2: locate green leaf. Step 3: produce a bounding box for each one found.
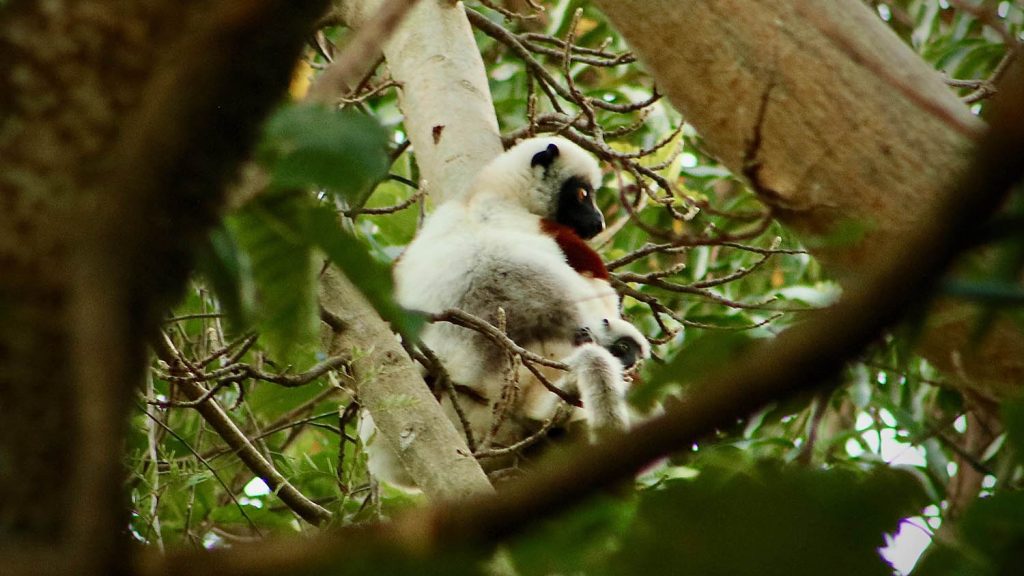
[304,204,423,339]
[630,332,757,409]
[228,193,318,366]
[610,462,927,576]
[258,103,390,207]
[1002,398,1024,457]
[228,188,420,364]
[184,471,214,488]
[508,496,637,576]
[194,224,255,329]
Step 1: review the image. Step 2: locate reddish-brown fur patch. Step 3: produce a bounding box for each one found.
[540,219,609,280]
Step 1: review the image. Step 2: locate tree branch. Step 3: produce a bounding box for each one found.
[320,268,494,500]
[310,0,506,500]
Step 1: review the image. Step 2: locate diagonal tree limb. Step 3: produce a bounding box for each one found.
[319,269,494,501]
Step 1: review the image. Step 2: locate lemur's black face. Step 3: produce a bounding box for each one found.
[555,175,605,239]
[531,142,605,239]
[608,336,643,369]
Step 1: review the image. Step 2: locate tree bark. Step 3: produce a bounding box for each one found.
[340,0,504,202]
[0,0,326,572]
[593,0,1024,398]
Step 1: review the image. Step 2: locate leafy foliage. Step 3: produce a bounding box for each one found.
[228,192,320,365]
[258,103,390,206]
[915,492,1024,576]
[612,460,926,576]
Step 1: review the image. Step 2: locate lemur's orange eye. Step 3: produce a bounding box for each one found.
[577,188,588,202]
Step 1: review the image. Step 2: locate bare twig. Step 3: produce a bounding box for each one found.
[308,0,422,103]
[139,407,262,536]
[964,49,1019,104]
[343,189,426,217]
[481,308,522,449]
[153,337,333,526]
[420,344,478,452]
[429,308,581,407]
[466,9,658,113]
[478,0,539,22]
[429,309,570,373]
[475,405,571,460]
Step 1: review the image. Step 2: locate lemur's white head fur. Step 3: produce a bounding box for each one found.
[467,136,603,227]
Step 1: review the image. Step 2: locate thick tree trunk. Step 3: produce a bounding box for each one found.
[0,0,326,572]
[594,0,1023,398]
[341,0,504,202]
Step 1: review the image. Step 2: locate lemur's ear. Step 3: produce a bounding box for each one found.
[530,143,560,169]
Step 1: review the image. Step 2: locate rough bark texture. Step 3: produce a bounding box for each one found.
[594,0,1024,398]
[320,269,493,500]
[342,0,504,202]
[0,0,327,571]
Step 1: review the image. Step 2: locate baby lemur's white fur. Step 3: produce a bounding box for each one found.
[360,137,649,488]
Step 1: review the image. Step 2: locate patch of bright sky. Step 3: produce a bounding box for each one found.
[880,517,933,575]
[953,415,967,433]
[849,408,937,573]
[846,411,928,467]
[203,531,224,550]
[245,477,271,497]
[680,152,698,168]
[239,478,271,510]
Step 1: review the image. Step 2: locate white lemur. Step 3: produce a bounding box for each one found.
[360,136,649,488]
